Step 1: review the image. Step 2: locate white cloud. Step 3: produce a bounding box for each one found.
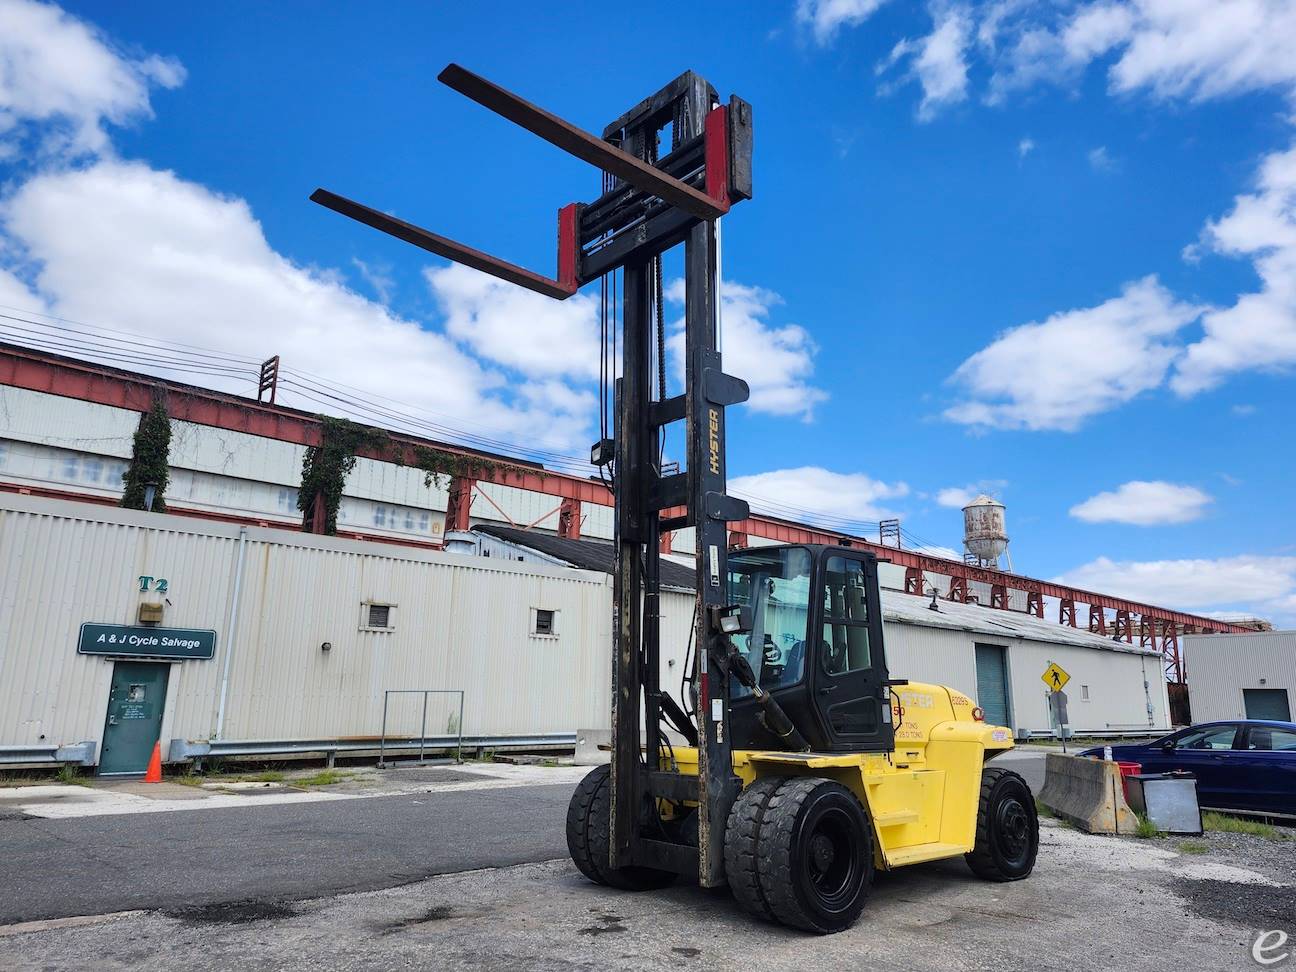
[426,263,601,381]
[878,3,973,121]
[1087,145,1117,171]
[944,276,1202,431]
[913,543,963,560]
[796,0,890,45]
[984,1,1296,105]
[1056,554,1296,622]
[667,279,827,421]
[1172,144,1296,395]
[729,466,909,528]
[350,258,394,304]
[1017,136,1035,158]
[936,481,1006,508]
[0,160,594,452]
[1231,403,1257,416]
[1069,480,1213,525]
[0,0,184,158]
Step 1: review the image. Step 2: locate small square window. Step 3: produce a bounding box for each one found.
[533,608,557,636]
[1081,685,1090,701]
[360,602,396,632]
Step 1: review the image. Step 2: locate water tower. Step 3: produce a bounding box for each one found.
[962,494,1011,570]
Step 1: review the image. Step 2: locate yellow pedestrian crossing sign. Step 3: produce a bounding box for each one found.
[1042,662,1070,692]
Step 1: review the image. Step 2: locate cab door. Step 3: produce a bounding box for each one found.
[812,552,894,753]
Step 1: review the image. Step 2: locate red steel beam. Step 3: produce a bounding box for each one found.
[1,342,1253,636]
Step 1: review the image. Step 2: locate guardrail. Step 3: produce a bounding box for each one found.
[168,733,575,766]
[379,689,465,768]
[0,741,97,767]
[1021,728,1167,740]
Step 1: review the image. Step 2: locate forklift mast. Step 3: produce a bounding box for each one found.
[312,66,753,888]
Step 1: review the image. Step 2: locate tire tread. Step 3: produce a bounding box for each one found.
[724,777,785,921]
[965,765,1039,882]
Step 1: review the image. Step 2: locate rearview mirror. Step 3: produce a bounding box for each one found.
[1161,741,1175,751]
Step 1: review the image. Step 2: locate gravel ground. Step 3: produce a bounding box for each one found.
[1,819,1291,971]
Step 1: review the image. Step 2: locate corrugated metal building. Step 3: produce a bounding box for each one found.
[1184,631,1296,722]
[0,492,1169,771]
[451,525,1170,737]
[0,383,616,546]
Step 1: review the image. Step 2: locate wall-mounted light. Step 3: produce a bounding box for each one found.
[143,482,160,512]
[321,641,332,652]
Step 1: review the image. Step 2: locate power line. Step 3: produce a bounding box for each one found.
[0,306,965,550]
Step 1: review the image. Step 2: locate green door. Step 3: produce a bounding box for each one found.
[1243,688,1292,721]
[974,643,1011,728]
[99,661,170,776]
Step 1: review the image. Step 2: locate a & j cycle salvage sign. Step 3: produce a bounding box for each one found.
[77,622,217,660]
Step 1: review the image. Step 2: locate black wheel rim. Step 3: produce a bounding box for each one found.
[802,807,861,908]
[995,796,1032,865]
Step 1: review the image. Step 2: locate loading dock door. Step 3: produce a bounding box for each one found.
[1243,688,1292,722]
[99,661,170,775]
[974,643,1011,728]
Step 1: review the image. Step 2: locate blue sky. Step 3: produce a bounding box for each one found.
[0,0,1293,622]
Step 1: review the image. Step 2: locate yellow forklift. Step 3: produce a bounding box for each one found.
[313,63,1038,936]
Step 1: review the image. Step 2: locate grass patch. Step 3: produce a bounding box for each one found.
[1035,798,1055,818]
[241,771,286,783]
[1134,814,1163,839]
[56,765,91,787]
[1202,811,1291,840]
[1177,840,1209,855]
[290,770,351,787]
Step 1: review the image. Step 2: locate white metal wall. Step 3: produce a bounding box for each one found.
[0,492,1169,761]
[662,590,1168,735]
[0,493,615,753]
[1185,632,1296,722]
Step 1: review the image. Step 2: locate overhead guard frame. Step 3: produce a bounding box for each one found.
[310,63,750,300]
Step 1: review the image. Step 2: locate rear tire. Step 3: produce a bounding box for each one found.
[754,777,875,934]
[565,764,675,891]
[965,766,1038,881]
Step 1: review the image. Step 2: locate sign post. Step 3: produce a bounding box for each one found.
[1042,661,1072,752]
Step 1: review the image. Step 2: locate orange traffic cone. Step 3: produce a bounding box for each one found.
[143,741,163,783]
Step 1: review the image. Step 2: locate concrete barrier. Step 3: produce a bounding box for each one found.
[1038,753,1139,835]
[574,729,612,766]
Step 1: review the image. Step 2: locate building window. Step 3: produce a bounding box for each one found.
[360,602,396,632]
[532,608,558,637]
[1081,685,1090,701]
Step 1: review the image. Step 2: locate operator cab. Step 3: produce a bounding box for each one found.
[726,544,895,754]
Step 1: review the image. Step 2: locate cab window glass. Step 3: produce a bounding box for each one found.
[726,546,813,697]
[1173,726,1237,750]
[821,557,871,676]
[1248,727,1296,751]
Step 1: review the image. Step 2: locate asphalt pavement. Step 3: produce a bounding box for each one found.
[0,782,577,924]
[0,751,1049,927]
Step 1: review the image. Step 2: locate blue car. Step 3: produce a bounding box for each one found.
[1079,720,1296,819]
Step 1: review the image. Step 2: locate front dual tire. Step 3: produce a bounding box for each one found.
[725,776,874,934]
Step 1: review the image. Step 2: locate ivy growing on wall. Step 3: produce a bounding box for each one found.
[411,446,514,490]
[121,393,172,512]
[298,416,387,534]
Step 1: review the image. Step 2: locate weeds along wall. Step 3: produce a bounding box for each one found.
[0,493,616,752]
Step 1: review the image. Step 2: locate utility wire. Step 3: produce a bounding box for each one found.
[0,306,963,553]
